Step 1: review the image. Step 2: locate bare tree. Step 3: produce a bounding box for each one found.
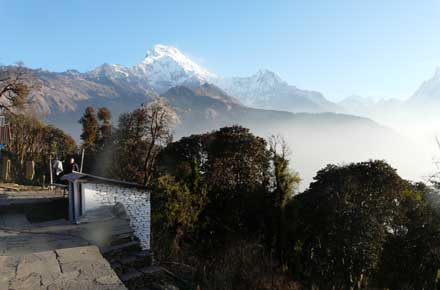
[267,134,300,265]
[0,63,40,113]
[142,99,177,185]
[268,134,290,160]
[8,114,45,165]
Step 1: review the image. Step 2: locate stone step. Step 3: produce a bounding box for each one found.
[110,261,123,274]
[120,268,143,283]
[135,250,154,266]
[119,255,138,265]
[111,231,135,240]
[110,226,135,237]
[103,240,141,255]
[139,265,162,274]
[109,251,153,273]
[110,235,135,246]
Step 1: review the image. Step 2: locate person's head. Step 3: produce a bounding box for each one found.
[70,157,75,164]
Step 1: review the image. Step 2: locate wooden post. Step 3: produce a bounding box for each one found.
[1,157,10,182]
[49,155,53,189]
[80,148,85,173]
[25,161,35,181]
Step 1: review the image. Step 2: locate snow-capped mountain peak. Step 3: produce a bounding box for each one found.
[212,69,339,112]
[253,69,286,86]
[87,63,130,79]
[141,44,209,76]
[214,69,287,98]
[433,66,440,79]
[86,44,216,93]
[338,95,377,112]
[130,44,215,92]
[410,66,440,103]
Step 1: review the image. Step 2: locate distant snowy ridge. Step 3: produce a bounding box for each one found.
[87,44,340,113]
[409,67,440,104]
[213,69,341,112]
[336,67,440,118]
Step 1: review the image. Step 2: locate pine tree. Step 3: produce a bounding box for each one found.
[79,106,98,152]
[97,107,112,141]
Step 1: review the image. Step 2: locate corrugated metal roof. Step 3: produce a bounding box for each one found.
[61,172,148,189]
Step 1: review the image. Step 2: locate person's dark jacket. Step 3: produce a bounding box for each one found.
[66,162,79,173]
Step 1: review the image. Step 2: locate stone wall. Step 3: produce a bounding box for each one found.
[82,183,151,250]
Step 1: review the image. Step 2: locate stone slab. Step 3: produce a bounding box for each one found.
[0,246,127,290]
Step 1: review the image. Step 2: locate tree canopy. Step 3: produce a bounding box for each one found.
[284,160,439,289]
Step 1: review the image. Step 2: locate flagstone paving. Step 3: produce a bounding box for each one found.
[0,246,127,290]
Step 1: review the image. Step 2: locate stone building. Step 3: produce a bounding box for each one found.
[62,172,151,250]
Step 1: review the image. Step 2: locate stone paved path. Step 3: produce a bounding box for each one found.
[0,246,127,290]
[0,214,31,229]
[0,189,66,206]
[0,214,131,256]
[0,214,89,256]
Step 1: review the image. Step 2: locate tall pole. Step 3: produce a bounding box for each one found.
[80,148,85,173]
[49,155,53,188]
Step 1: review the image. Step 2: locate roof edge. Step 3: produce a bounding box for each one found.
[61,172,148,189]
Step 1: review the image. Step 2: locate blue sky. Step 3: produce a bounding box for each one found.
[1,0,440,101]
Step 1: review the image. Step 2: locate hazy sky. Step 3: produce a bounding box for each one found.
[1,0,440,101]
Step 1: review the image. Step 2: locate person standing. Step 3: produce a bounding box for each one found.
[66,157,79,173]
[52,158,64,183]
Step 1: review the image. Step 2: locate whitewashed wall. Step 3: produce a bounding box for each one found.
[82,182,151,249]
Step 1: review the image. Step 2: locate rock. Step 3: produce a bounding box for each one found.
[56,245,102,264]
[16,250,61,285]
[0,255,18,281]
[9,272,42,289]
[46,284,61,290]
[0,282,9,290]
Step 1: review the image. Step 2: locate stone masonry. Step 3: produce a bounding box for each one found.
[0,246,127,290]
[82,183,151,250]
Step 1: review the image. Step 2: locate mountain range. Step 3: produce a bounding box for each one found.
[3,44,435,188]
[337,67,440,116]
[23,44,440,123]
[23,44,350,118]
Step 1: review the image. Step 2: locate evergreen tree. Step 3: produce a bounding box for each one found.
[78,106,98,152]
[155,126,272,245]
[286,160,419,289]
[373,182,440,289]
[97,107,112,143]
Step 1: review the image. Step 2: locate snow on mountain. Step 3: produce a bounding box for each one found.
[87,63,131,80]
[214,69,287,104]
[338,94,405,118]
[87,44,215,93]
[213,69,340,113]
[338,95,376,110]
[409,67,440,103]
[131,44,216,92]
[83,46,440,118]
[85,45,341,112]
